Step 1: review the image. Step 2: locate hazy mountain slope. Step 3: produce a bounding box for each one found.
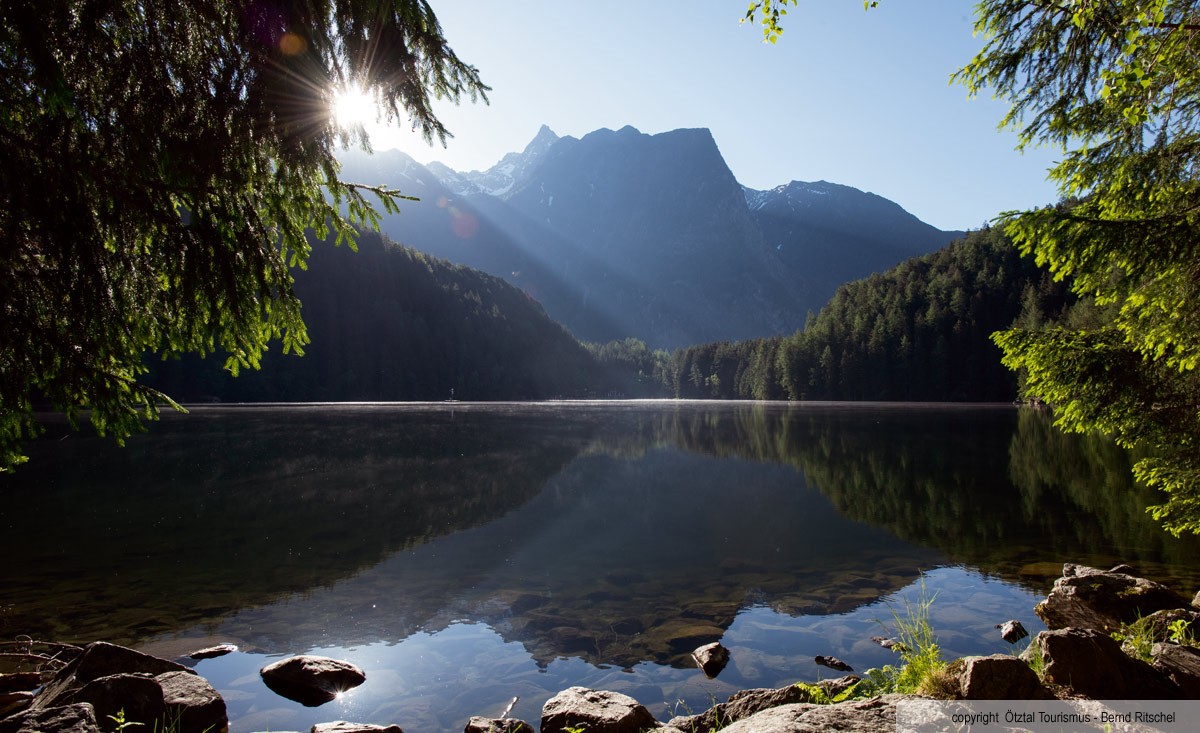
[336,125,962,348]
[144,229,613,401]
[744,180,964,306]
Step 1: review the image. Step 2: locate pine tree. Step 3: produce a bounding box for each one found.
[1,0,487,468]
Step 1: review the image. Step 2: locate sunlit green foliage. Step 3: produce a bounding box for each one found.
[0,0,487,470]
[955,1,1200,534]
[743,0,877,43]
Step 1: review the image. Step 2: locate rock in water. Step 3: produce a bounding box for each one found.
[870,636,909,653]
[311,723,404,733]
[996,620,1029,644]
[692,642,730,678]
[187,644,238,661]
[260,656,366,707]
[814,655,853,672]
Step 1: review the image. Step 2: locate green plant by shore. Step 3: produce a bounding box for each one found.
[805,577,955,702]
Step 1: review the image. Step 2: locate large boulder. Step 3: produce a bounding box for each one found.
[1038,628,1181,699]
[715,694,902,733]
[0,703,100,733]
[25,642,226,733]
[1036,564,1190,632]
[1152,643,1200,698]
[260,656,366,707]
[959,654,1048,700]
[31,641,192,710]
[540,687,659,733]
[157,671,228,733]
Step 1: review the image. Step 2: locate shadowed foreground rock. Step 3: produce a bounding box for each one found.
[1152,642,1200,698]
[0,703,99,733]
[1038,627,1180,699]
[959,654,1048,700]
[24,642,226,733]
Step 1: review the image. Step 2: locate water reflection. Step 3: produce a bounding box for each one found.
[4,402,1200,730]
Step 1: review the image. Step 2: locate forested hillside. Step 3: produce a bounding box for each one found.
[145,229,617,401]
[666,227,1073,401]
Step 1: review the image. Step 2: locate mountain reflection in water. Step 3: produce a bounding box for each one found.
[4,402,1200,730]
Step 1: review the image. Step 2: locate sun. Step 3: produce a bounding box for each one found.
[332,85,379,129]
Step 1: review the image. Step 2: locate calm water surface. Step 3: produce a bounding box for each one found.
[4,401,1200,731]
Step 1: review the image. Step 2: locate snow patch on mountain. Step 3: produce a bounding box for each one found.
[428,124,561,198]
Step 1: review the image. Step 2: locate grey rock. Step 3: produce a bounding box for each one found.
[540,687,659,733]
[959,654,1047,700]
[260,656,366,707]
[187,644,238,661]
[32,642,192,711]
[996,620,1029,644]
[43,671,227,733]
[310,723,403,733]
[462,717,532,733]
[716,694,904,733]
[1038,628,1181,698]
[1036,566,1190,632]
[1152,643,1200,697]
[691,642,730,678]
[666,684,819,733]
[0,703,100,733]
[68,674,165,727]
[157,671,228,733]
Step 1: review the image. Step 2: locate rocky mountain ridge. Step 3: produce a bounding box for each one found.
[337,125,964,348]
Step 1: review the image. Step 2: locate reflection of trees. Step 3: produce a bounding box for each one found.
[604,404,1200,591]
[2,407,595,644]
[1005,409,1199,576]
[8,402,1199,664]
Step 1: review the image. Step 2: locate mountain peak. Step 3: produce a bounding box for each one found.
[524,124,559,156]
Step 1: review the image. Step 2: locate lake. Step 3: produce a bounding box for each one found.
[4,401,1200,731]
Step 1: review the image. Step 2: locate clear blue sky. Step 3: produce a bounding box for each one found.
[357,1,1062,232]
